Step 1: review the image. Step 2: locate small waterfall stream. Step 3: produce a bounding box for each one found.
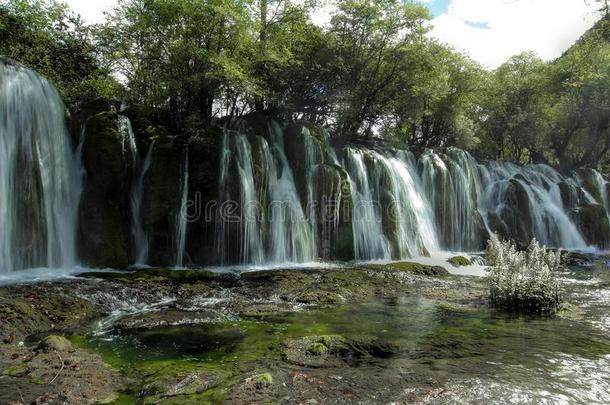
[0,61,83,272]
[118,116,153,266]
[175,153,189,268]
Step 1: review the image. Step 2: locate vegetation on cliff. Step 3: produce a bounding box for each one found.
[1,0,609,171]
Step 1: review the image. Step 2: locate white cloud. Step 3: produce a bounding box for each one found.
[63,0,116,24]
[429,0,602,68]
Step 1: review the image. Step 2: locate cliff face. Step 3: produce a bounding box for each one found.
[68,106,610,268]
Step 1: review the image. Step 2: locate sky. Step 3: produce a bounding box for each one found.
[65,0,603,69]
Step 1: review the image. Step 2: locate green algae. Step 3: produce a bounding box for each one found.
[68,292,610,404]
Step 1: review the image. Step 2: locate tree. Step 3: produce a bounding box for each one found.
[0,0,119,103]
[478,52,553,163]
[384,40,485,149]
[325,0,431,138]
[99,0,257,129]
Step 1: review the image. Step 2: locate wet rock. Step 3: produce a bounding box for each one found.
[283,335,401,368]
[138,362,223,403]
[114,309,225,330]
[365,261,449,277]
[160,372,219,398]
[77,109,131,268]
[487,179,534,246]
[574,204,610,248]
[143,138,185,266]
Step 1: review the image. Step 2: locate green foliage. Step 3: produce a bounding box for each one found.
[98,0,258,128]
[1,0,608,170]
[0,0,120,103]
[485,235,563,314]
[479,17,610,169]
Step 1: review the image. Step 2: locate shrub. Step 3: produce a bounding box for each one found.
[485,235,563,314]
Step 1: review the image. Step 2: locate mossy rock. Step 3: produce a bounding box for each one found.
[245,372,273,389]
[78,268,217,283]
[307,342,329,356]
[447,256,471,267]
[36,335,75,353]
[366,262,449,277]
[77,110,131,268]
[296,290,345,305]
[282,335,400,368]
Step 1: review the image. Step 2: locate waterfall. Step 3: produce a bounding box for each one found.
[345,148,438,260]
[590,170,609,216]
[345,149,391,260]
[215,124,316,264]
[267,123,316,262]
[477,162,587,249]
[235,134,265,264]
[0,61,82,272]
[119,116,153,266]
[175,153,189,268]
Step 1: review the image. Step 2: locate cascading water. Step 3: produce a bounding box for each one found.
[590,170,610,216]
[345,148,438,260]
[215,124,316,264]
[0,61,82,272]
[267,123,316,262]
[175,153,189,267]
[212,122,604,264]
[345,149,391,260]
[478,162,587,249]
[119,116,153,266]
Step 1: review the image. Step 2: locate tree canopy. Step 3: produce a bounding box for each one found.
[1,0,609,171]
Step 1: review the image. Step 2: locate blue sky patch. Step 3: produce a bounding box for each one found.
[465,20,491,29]
[424,0,450,17]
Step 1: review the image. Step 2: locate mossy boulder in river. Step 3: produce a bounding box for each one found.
[283,335,401,368]
[447,256,471,267]
[365,261,449,277]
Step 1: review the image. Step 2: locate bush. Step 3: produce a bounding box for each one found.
[485,235,563,314]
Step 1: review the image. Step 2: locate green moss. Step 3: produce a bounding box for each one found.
[307,342,328,356]
[3,363,29,377]
[447,256,471,267]
[248,372,273,388]
[296,290,344,305]
[37,335,74,352]
[30,374,45,385]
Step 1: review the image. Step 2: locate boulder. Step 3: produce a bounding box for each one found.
[76,109,131,268]
[575,203,610,248]
[36,335,74,353]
